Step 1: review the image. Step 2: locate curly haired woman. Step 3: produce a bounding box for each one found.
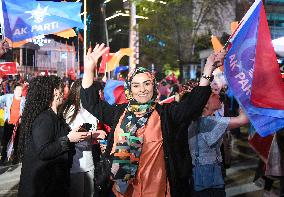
[17,76,90,197]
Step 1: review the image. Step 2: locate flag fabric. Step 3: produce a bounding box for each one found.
[1,0,84,42]
[230,21,239,33]
[211,36,224,71]
[106,48,133,72]
[248,132,273,162]
[114,66,129,76]
[159,95,175,104]
[99,48,110,74]
[250,4,284,109]
[0,62,17,76]
[55,28,76,39]
[224,0,284,137]
[104,80,128,105]
[211,36,223,52]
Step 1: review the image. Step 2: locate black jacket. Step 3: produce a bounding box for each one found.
[80,82,211,197]
[18,109,74,197]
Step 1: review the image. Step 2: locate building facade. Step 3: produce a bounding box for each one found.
[264,0,284,39]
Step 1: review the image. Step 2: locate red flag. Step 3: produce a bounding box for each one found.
[159,95,175,104]
[99,48,111,74]
[251,4,284,109]
[248,132,273,162]
[0,62,18,77]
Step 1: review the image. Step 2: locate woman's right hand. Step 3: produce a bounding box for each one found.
[82,43,109,88]
[67,127,89,143]
[84,43,109,72]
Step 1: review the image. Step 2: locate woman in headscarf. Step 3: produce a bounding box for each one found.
[80,44,226,197]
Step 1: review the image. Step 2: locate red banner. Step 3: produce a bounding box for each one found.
[0,62,18,77]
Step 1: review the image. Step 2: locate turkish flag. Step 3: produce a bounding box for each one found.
[0,62,18,77]
[159,95,175,104]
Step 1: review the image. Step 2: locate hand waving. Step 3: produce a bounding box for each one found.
[84,43,109,72]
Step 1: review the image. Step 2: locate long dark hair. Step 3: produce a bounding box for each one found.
[18,76,63,159]
[58,79,81,124]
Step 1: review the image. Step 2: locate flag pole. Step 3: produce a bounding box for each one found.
[129,1,136,70]
[101,3,110,79]
[77,34,80,78]
[0,0,5,39]
[83,0,87,67]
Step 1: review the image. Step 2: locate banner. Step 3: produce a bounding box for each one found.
[0,62,18,76]
[1,0,84,42]
[224,0,284,137]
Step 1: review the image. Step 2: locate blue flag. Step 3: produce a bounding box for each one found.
[224,0,284,137]
[1,0,84,42]
[104,80,127,105]
[114,66,129,76]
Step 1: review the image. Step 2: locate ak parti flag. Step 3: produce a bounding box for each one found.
[1,0,84,42]
[224,0,284,137]
[0,62,18,76]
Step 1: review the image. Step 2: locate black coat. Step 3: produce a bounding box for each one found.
[18,109,74,197]
[80,82,211,197]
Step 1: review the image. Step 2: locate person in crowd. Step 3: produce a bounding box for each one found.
[158,79,170,101]
[22,79,29,97]
[188,92,249,197]
[17,76,90,197]
[265,128,284,197]
[0,83,25,164]
[80,43,224,197]
[64,80,70,100]
[59,79,106,197]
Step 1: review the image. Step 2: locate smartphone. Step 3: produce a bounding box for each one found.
[79,123,92,132]
[98,140,107,145]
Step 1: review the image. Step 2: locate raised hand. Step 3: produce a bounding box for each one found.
[82,43,109,88]
[84,43,109,72]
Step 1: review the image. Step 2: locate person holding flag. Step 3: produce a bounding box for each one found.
[80,43,223,197]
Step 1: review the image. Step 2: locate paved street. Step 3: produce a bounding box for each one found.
[0,129,280,197]
[0,163,20,197]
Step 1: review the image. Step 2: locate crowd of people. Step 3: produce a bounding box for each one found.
[0,39,282,197]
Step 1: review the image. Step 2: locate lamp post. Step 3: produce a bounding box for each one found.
[83,0,87,60]
[129,1,138,70]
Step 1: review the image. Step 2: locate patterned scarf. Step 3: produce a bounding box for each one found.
[111,67,158,194]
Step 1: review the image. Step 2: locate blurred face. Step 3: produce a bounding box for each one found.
[14,86,23,98]
[211,82,220,94]
[54,87,64,106]
[131,73,154,104]
[202,94,222,116]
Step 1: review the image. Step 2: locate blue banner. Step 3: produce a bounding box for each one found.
[2,0,84,42]
[224,1,284,137]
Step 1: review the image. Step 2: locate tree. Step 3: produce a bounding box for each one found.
[134,0,233,81]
